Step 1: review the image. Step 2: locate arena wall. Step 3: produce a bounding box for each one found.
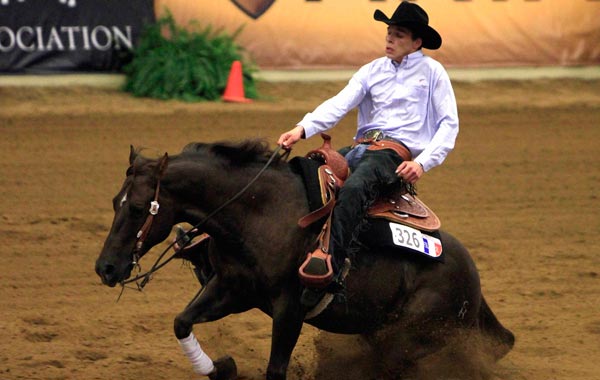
[155,0,600,69]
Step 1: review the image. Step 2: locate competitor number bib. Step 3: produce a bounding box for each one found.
[388,222,442,258]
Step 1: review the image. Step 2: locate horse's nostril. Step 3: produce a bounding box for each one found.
[96,262,119,286]
[96,260,115,279]
[104,264,116,276]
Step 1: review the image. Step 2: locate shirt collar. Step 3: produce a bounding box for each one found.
[389,50,425,70]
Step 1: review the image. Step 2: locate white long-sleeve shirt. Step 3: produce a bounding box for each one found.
[298,51,459,172]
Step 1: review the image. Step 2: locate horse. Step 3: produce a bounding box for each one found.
[95,140,514,380]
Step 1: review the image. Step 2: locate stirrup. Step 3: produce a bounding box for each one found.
[298,248,334,288]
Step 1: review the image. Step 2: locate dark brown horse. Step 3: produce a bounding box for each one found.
[95,140,514,380]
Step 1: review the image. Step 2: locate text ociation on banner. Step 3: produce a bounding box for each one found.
[1,0,76,6]
[0,25,133,52]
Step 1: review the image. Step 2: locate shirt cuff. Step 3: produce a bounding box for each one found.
[414,159,429,172]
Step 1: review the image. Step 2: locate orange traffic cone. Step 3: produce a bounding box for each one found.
[222,60,252,103]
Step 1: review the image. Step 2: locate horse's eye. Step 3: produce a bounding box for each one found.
[119,194,127,208]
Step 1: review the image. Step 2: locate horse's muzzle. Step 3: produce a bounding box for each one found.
[95,258,132,287]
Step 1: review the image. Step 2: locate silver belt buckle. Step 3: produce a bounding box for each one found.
[365,129,383,141]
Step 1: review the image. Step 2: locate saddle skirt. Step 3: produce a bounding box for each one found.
[368,191,441,232]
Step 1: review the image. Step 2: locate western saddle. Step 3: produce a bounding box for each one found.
[297,133,440,288]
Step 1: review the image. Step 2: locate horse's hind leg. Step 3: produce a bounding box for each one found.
[365,328,421,380]
[367,289,465,379]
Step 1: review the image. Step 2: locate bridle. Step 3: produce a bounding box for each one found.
[117,145,288,298]
[131,179,161,269]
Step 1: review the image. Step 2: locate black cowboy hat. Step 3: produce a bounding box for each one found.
[374,1,442,50]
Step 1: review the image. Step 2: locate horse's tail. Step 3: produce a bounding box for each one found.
[478,295,515,360]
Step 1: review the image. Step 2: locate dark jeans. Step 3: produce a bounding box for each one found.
[330,147,404,265]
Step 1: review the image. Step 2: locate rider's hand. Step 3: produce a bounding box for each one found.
[277,126,305,149]
[395,161,424,184]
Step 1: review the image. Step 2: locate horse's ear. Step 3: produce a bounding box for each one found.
[129,145,137,165]
[156,152,169,179]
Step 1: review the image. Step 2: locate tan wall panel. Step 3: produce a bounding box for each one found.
[155,0,600,69]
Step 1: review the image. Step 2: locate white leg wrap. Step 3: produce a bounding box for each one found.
[178,332,215,375]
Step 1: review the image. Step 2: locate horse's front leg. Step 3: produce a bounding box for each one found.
[174,278,240,380]
[266,293,306,380]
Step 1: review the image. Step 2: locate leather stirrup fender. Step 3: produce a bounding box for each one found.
[297,164,337,228]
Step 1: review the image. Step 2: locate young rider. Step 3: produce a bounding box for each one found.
[277,1,459,286]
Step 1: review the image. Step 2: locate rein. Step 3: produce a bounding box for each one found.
[117,145,288,298]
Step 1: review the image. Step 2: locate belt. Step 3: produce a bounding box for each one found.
[354,130,412,162]
[362,129,387,141]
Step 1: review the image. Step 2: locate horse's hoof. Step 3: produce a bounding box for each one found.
[208,356,237,380]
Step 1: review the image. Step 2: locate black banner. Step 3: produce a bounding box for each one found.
[0,0,155,73]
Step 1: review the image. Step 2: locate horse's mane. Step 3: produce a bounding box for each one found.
[128,139,285,178]
[181,139,284,167]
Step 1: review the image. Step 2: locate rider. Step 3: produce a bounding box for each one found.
[277,1,459,284]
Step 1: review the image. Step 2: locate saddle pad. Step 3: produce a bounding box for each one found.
[289,156,326,213]
[360,219,444,262]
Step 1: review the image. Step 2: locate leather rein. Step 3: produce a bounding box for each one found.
[117,145,287,297]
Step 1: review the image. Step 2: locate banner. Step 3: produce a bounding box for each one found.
[155,0,600,69]
[0,0,155,73]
